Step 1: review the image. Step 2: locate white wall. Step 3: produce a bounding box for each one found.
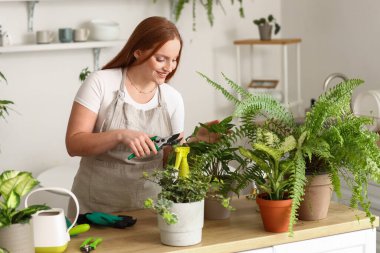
[282,0,380,108]
[0,0,281,177]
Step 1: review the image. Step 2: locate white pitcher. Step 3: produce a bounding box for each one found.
[24,187,79,253]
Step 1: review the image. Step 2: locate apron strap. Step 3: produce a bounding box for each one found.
[100,69,126,132]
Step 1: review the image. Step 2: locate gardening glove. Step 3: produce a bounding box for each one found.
[77,212,137,228]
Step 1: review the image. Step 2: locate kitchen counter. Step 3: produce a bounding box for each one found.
[66,198,379,253]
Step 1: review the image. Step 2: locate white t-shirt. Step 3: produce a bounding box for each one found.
[74,68,185,134]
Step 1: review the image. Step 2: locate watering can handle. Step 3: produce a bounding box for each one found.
[24,187,80,233]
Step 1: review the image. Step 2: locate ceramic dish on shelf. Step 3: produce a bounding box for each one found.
[88,19,120,41]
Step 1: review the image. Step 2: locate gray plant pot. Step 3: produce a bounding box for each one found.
[205,196,231,220]
[0,223,34,253]
[258,23,273,41]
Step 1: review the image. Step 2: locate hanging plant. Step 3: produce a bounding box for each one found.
[155,0,245,31]
[0,71,14,120]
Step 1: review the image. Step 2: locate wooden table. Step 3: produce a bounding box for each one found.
[66,198,379,253]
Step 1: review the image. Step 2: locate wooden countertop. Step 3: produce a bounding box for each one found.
[66,198,378,253]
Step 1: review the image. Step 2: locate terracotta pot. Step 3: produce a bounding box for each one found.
[0,223,34,253]
[256,193,292,233]
[298,174,332,221]
[204,196,231,220]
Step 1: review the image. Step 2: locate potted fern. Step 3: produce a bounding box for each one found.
[186,116,247,219]
[197,72,380,234]
[143,145,210,246]
[296,79,380,222]
[0,170,49,253]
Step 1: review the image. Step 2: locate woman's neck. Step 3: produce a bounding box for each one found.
[126,67,156,91]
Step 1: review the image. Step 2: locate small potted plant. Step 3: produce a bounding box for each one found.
[239,128,300,233]
[186,116,247,220]
[253,14,281,40]
[143,145,210,247]
[0,170,49,253]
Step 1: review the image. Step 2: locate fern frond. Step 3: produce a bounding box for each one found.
[235,94,295,128]
[221,72,251,100]
[304,79,363,134]
[197,72,241,105]
[288,150,306,235]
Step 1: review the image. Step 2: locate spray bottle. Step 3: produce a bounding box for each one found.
[174,147,190,179]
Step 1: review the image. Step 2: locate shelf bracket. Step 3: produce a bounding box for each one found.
[92,48,101,71]
[27,1,39,32]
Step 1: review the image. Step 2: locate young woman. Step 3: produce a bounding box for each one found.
[66,16,184,214]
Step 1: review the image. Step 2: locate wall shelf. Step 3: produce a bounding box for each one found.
[0,40,124,53]
[234,38,303,115]
[0,40,125,70]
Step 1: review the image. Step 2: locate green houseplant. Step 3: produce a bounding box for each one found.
[0,71,13,120]
[197,72,380,234]
[0,170,49,253]
[79,67,91,83]
[295,79,380,222]
[253,14,281,40]
[143,145,210,246]
[197,72,305,234]
[185,116,248,219]
[239,128,300,232]
[156,0,245,31]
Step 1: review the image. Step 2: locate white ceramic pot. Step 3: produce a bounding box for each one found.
[89,19,120,41]
[0,223,34,253]
[157,200,204,247]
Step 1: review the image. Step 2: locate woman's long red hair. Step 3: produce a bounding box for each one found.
[102,16,183,82]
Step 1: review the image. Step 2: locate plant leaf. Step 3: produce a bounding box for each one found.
[11,205,50,224]
[6,190,19,210]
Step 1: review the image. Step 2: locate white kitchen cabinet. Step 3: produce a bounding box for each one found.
[335,179,380,253]
[239,247,272,253]
[234,38,302,116]
[240,228,376,253]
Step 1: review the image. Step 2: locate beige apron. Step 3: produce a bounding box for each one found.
[69,69,173,214]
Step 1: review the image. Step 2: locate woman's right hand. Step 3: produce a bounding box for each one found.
[118,129,158,158]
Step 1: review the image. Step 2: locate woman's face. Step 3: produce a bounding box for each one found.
[135,38,181,84]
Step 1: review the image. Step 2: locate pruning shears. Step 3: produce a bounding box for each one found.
[80,237,103,253]
[127,133,182,160]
